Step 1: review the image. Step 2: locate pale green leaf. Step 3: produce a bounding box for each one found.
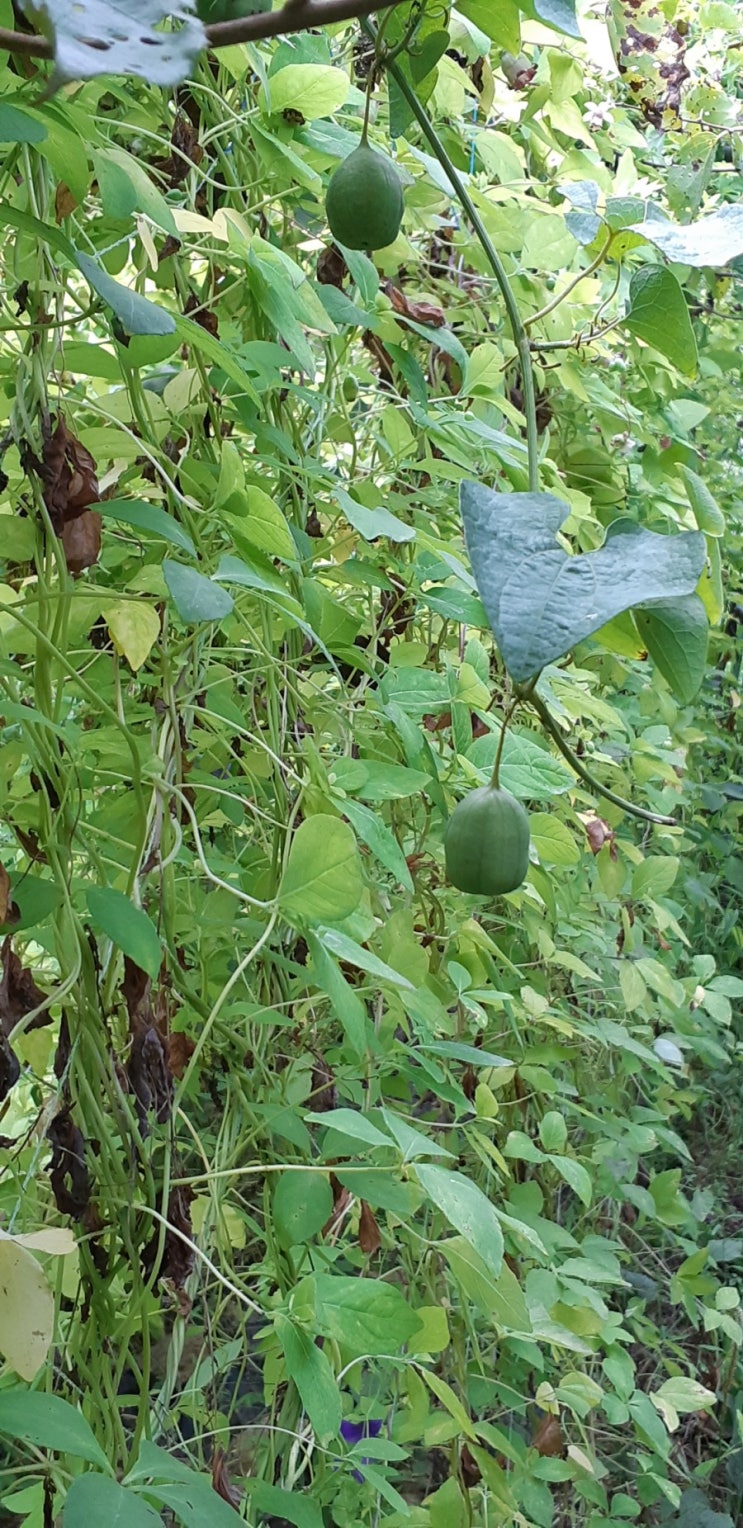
[279,816,364,924]
[416,1165,503,1277]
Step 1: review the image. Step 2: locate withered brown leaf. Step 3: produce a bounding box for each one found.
[358,1200,382,1255]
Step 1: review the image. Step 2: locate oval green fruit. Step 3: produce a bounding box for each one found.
[445,787,530,897]
[325,144,404,252]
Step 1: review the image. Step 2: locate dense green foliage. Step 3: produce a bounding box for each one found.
[0,1,741,1526]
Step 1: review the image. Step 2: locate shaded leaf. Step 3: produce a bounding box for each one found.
[633,595,708,702]
[76,252,175,337]
[0,1391,109,1469]
[63,1475,161,1527]
[623,266,698,375]
[87,887,161,981]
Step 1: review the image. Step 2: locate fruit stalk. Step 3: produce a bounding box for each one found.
[366,19,540,494]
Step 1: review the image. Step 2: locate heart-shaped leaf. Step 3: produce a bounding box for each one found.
[623,266,698,376]
[460,485,705,681]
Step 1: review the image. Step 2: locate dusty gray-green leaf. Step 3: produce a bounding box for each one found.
[26,0,205,87]
[460,484,705,681]
[634,595,708,702]
[75,252,175,337]
[163,561,234,624]
[623,266,698,375]
[533,0,581,38]
[628,203,743,267]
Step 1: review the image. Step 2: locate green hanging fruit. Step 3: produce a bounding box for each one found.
[325,142,404,251]
[445,787,530,896]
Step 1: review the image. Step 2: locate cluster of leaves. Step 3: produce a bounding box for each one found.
[0,1,741,1526]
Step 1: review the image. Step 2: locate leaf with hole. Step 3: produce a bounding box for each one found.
[26,0,205,87]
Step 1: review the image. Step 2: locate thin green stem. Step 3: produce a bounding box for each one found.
[526,689,677,826]
[525,233,615,330]
[366,19,540,493]
[490,701,516,790]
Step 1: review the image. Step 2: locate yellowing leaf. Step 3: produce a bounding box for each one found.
[105,600,160,671]
[0,1227,76,1255]
[0,1241,54,1380]
[260,65,350,121]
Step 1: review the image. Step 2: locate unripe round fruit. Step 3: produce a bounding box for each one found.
[325,144,404,251]
[445,787,530,897]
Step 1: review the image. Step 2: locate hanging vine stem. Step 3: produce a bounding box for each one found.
[364,18,540,493]
[490,699,518,790]
[523,687,678,827]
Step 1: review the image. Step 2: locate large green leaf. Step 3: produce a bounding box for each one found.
[416,1165,504,1277]
[312,1275,423,1355]
[279,816,363,925]
[460,485,705,681]
[273,1171,333,1248]
[633,595,708,702]
[623,266,698,375]
[457,0,520,49]
[0,1392,109,1470]
[63,1476,161,1528]
[86,887,162,981]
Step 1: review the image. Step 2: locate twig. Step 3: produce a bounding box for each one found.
[0,0,412,61]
